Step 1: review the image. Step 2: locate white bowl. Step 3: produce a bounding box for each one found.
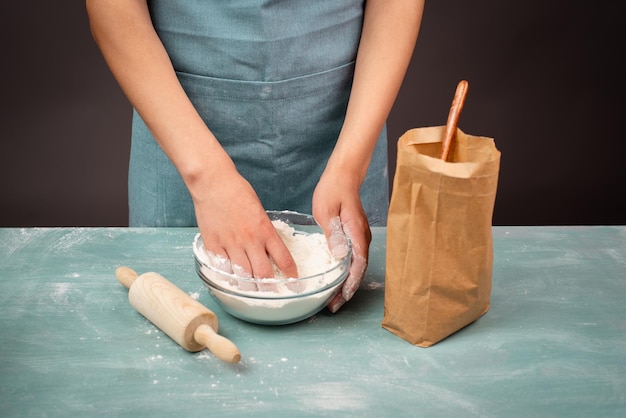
[193,211,351,325]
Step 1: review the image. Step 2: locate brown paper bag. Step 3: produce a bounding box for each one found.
[381,126,501,347]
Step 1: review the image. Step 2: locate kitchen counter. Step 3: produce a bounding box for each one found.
[1,226,625,417]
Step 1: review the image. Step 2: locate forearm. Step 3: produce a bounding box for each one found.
[327,0,424,185]
[85,0,235,197]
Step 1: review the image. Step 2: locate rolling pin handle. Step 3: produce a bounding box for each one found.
[194,324,241,364]
[115,266,139,289]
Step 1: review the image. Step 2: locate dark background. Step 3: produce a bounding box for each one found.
[1,1,623,227]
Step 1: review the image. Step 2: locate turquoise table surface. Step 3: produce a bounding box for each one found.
[1,226,625,417]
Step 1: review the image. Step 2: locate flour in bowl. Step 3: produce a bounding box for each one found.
[193,220,344,296]
[193,219,350,324]
[271,220,336,278]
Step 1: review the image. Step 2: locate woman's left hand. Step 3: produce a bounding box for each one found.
[312,172,371,313]
[312,0,424,312]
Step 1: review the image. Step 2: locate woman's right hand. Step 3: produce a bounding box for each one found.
[86,0,297,280]
[191,164,298,279]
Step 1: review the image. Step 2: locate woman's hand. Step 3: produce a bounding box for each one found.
[313,168,371,313]
[192,164,298,280]
[86,0,297,280]
[313,0,424,312]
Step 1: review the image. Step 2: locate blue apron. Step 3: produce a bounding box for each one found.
[129,0,389,227]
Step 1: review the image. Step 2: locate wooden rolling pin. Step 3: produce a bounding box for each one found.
[115,266,241,363]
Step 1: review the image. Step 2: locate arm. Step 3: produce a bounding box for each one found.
[86,0,297,279]
[314,0,425,312]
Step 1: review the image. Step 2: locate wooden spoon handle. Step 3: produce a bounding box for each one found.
[440,80,469,161]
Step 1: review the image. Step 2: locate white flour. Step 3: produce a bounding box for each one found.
[271,220,336,278]
[193,220,348,324]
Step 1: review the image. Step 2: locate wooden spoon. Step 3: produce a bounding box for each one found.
[440,80,469,161]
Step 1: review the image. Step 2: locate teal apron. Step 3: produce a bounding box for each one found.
[129,0,389,227]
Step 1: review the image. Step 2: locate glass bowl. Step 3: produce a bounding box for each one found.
[193,211,351,325]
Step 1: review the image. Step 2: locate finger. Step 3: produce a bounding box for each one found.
[204,249,237,287]
[340,222,369,301]
[206,250,233,274]
[327,245,366,313]
[246,246,279,292]
[343,251,367,301]
[245,244,275,279]
[327,292,346,313]
[224,247,251,277]
[326,216,349,258]
[265,233,298,279]
[224,248,258,291]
